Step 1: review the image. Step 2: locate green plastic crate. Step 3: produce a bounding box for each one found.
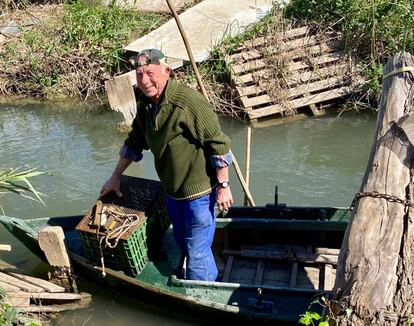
[76,176,171,277]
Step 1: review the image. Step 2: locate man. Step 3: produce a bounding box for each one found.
[100,49,233,281]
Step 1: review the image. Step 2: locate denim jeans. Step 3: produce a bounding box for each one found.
[165,191,218,281]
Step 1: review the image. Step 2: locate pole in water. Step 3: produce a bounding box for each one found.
[274,186,278,205]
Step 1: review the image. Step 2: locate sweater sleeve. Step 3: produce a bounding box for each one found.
[123,115,149,155]
[185,94,231,156]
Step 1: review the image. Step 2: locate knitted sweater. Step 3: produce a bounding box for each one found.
[124,80,231,200]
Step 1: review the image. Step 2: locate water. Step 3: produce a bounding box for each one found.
[0,101,376,325]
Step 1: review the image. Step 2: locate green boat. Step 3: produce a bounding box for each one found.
[0,177,350,324]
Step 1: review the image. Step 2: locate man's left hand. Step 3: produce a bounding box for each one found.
[217,187,233,212]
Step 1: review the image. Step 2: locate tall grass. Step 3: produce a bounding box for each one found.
[0,1,168,98]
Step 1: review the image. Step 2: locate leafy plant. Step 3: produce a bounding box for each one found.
[0,288,40,326]
[299,311,329,326]
[0,167,47,213]
[298,295,349,326]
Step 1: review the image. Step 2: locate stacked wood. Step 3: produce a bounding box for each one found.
[222,244,338,290]
[333,52,414,325]
[0,270,90,313]
[228,25,360,127]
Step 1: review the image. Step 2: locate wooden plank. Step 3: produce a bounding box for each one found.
[104,71,137,126]
[248,86,353,119]
[240,94,274,109]
[8,292,90,300]
[5,296,30,307]
[238,76,344,110]
[222,255,234,282]
[261,261,290,287]
[234,40,341,64]
[237,26,312,51]
[232,50,342,75]
[288,76,344,98]
[233,35,328,74]
[236,63,348,86]
[235,63,344,97]
[287,52,342,72]
[236,85,266,97]
[38,226,77,292]
[38,227,71,267]
[322,264,335,290]
[0,280,19,292]
[0,272,43,293]
[7,272,65,293]
[289,262,299,288]
[229,258,256,283]
[19,299,91,313]
[223,249,338,265]
[297,266,320,289]
[315,248,341,255]
[254,260,265,285]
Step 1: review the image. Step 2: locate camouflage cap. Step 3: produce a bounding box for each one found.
[134,48,168,68]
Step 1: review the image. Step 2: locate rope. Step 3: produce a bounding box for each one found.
[382,66,414,80]
[95,205,141,277]
[350,191,414,210]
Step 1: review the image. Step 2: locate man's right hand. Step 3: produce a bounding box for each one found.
[99,175,123,198]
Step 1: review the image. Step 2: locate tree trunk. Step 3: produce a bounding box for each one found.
[333,52,414,325]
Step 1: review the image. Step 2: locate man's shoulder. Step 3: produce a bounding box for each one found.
[168,81,211,111]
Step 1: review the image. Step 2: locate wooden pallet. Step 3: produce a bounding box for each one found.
[228,25,359,127]
[0,270,91,312]
[221,244,338,291]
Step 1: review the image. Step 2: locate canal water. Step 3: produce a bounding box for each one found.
[0,100,376,325]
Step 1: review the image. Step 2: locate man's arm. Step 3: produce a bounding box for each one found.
[216,166,233,212]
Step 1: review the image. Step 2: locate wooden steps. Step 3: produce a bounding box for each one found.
[228,25,361,127]
[0,270,91,313]
[222,244,338,290]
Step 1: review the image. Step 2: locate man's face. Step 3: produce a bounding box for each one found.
[135,55,171,99]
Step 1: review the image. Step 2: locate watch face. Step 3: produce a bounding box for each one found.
[219,181,229,188]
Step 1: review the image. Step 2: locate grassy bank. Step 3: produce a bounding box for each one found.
[1,0,412,106]
[286,0,414,98]
[179,0,413,115]
[0,1,168,99]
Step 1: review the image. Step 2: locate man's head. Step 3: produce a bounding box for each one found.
[134,49,171,102]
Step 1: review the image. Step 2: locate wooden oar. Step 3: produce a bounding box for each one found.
[165,0,256,206]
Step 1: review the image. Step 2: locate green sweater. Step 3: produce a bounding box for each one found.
[125,80,231,200]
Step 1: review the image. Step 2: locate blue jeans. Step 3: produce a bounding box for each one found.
[165,191,218,281]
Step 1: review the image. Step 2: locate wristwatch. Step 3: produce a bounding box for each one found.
[218,181,230,189]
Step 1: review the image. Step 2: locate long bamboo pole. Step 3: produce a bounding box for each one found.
[243,126,252,206]
[165,0,256,206]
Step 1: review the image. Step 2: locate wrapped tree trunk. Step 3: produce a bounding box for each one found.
[333,52,414,325]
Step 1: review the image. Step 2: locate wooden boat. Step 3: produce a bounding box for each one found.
[0,178,350,324]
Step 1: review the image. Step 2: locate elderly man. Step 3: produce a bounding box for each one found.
[100,49,233,281]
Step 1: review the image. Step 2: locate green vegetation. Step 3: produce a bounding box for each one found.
[0,167,46,213]
[0,1,167,99]
[0,288,40,326]
[298,295,353,326]
[286,0,414,95]
[0,168,45,325]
